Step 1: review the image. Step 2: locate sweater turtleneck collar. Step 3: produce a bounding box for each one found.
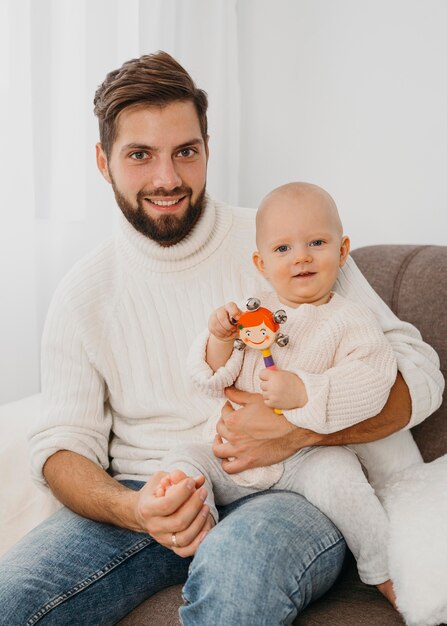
[116,196,233,273]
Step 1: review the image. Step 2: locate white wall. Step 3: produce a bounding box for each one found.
[1,0,446,405]
[237,0,447,248]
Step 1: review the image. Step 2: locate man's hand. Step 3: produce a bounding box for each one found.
[259,369,308,409]
[212,373,413,475]
[212,387,303,473]
[44,451,214,559]
[135,471,214,558]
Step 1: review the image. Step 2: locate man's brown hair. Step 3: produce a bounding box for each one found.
[94,51,208,158]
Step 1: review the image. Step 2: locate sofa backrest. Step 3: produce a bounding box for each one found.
[351,245,446,462]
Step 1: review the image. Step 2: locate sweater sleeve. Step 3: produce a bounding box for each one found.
[187,328,244,397]
[28,290,112,487]
[283,307,398,433]
[334,256,444,428]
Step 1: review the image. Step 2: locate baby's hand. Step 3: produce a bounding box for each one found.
[259,369,308,410]
[155,469,205,497]
[208,302,242,342]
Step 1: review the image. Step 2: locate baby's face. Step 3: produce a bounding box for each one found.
[253,188,350,308]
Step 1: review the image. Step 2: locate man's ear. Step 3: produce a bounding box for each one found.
[252,250,266,276]
[96,143,112,183]
[339,236,351,268]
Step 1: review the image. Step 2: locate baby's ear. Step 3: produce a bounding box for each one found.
[252,251,266,275]
[339,236,351,267]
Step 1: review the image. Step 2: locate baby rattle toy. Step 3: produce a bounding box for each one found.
[233,297,289,414]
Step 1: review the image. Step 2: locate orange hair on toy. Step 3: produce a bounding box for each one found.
[238,307,279,333]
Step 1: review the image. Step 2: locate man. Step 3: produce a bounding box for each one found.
[0,51,442,625]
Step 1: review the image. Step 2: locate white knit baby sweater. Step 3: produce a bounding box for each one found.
[188,291,398,434]
[29,197,444,485]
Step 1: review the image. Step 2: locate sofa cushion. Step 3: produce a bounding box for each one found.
[351,245,447,461]
[117,556,402,626]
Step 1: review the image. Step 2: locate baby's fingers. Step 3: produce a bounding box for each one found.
[259,368,274,381]
[215,305,238,334]
[225,302,242,325]
[209,310,231,338]
[263,396,277,408]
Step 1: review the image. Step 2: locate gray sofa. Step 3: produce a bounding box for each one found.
[119,244,447,626]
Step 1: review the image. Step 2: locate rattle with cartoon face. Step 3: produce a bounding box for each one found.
[233,298,289,414]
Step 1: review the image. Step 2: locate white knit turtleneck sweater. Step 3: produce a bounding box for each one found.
[29,198,444,485]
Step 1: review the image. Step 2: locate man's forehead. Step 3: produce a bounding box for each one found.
[114,101,202,145]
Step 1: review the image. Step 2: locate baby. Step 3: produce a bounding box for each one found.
[159,182,408,606]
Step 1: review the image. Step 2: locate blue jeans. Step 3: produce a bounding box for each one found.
[0,482,345,626]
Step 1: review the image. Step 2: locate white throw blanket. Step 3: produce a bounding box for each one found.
[381,454,447,626]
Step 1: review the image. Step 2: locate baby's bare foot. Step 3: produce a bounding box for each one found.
[155,475,173,497]
[155,469,192,497]
[377,579,398,610]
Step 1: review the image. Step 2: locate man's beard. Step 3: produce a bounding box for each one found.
[111,181,206,246]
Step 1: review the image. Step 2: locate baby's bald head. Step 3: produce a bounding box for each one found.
[252,182,350,307]
[256,182,343,250]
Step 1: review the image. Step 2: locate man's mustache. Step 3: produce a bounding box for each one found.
[137,186,192,199]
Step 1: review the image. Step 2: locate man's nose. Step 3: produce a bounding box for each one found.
[152,157,182,190]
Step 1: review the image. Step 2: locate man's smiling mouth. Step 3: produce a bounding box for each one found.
[144,196,187,211]
[149,198,185,207]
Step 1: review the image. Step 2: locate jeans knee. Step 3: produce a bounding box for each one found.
[180,492,346,626]
[181,535,287,626]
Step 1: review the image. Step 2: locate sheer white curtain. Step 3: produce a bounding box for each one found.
[0,0,240,404]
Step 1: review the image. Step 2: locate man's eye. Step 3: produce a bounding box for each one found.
[177,148,195,158]
[275,245,290,253]
[309,240,324,247]
[130,151,148,160]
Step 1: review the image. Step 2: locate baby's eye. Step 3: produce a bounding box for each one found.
[274,244,290,253]
[309,240,324,247]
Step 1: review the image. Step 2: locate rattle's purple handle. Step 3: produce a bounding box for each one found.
[263,355,276,369]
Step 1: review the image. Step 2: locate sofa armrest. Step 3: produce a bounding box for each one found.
[0,394,61,557]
